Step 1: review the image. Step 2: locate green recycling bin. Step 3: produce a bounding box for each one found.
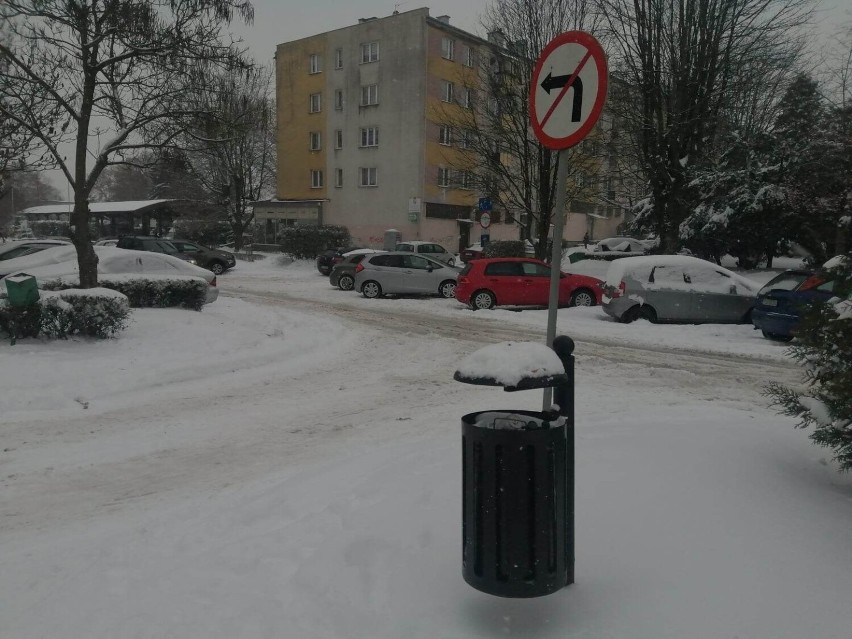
[4,273,40,307]
[567,251,587,264]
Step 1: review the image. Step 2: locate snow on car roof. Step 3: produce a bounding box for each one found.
[604,255,762,292]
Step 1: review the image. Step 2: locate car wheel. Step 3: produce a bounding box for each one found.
[638,305,657,322]
[338,274,355,291]
[209,261,225,275]
[362,280,382,298]
[569,288,595,307]
[621,305,641,323]
[761,330,793,342]
[470,289,496,310]
[439,280,456,298]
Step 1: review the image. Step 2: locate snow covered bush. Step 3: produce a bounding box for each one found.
[482,240,527,258]
[0,288,130,340]
[42,277,208,311]
[765,258,852,471]
[278,225,351,259]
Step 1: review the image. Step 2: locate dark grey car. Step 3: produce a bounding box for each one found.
[329,253,372,290]
[354,252,460,299]
[602,255,761,323]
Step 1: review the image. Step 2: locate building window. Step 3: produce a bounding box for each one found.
[462,87,473,108]
[438,167,450,187]
[334,89,344,110]
[335,48,343,69]
[360,84,378,106]
[309,54,322,74]
[360,126,379,147]
[441,37,454,60]
[459,130,472,149]
[309,93,321,113]
[360,41,379,63]
[309,131,321,151]
[310,170,323,188]
[441,80,454,103]
[335,129,343,149]
[359,167,377,187]
[463,46,475,67]
[439,125,452,146]
[459,170,474,189]
[335,168,343,188]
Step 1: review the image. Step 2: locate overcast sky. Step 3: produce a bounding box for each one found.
[229,1,490,62]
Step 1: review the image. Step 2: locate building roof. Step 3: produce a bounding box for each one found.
[19,200,180,216]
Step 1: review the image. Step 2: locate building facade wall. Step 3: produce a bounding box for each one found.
[321,10,429,238]
[276,34,329,200]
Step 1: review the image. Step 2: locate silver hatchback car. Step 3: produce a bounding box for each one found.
[602,255,760,323]
[354,251,460,299]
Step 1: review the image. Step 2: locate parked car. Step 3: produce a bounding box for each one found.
[455,257,604,310]
[2,245,219,304]
[329,250,385,290]
[94,238,119,247]
[169,239,237,275]
[460,243,485,264]
[115,236,196,264]
[354,252,460,299]
[395,241,456,266]
[0,244,79,278]
[591,237,649,256]
[316,246,363,275]
[751,267,842,341]
[0,239,71,262]
[601,255,760,323]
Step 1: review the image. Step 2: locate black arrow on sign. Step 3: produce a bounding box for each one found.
[541,72,584,122]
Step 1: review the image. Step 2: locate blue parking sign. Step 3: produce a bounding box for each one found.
[481,234,490,246]
[478,197,492,211]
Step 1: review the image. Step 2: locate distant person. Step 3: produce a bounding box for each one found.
[582,232,589,248]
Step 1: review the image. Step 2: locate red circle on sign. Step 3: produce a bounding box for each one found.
[529,31,608,150]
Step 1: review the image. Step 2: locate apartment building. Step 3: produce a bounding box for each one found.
[260,7,634,250]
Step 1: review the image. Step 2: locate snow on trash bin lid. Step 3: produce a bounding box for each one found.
[454,341,565,388]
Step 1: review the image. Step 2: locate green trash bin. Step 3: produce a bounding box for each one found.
[5,273,40,307]
[567,251,587,264]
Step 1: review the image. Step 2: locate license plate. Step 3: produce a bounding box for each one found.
[762,298,778,307]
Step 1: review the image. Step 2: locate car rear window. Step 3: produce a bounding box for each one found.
[459,264,473,276]
[485,262,522,276]
[759,271,811,294]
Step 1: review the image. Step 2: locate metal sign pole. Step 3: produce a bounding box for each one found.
[543,148,570,412]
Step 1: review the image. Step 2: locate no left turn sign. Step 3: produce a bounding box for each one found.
[529,31,608,150]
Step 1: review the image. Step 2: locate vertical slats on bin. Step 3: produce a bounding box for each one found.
[462,411,570,597]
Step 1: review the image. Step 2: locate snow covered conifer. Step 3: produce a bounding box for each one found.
[765,256,852,470]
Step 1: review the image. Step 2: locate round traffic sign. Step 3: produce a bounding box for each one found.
[529,31,608,150]
[480,212,491,229]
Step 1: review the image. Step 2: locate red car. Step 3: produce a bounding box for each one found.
[455,257,604,310]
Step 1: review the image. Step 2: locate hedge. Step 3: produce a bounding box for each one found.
[278,225,351,259]
[0,288,130,340]
[42,275,209,311]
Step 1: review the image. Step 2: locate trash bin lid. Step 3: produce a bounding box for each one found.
[454,341,568,391]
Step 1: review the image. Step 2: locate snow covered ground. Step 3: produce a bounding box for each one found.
[2,254,851,639]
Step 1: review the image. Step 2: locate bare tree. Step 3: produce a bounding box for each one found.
[0,0,254,286]
[597,0,812,252]
[181,64,275,251]
[436,0,601,258]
